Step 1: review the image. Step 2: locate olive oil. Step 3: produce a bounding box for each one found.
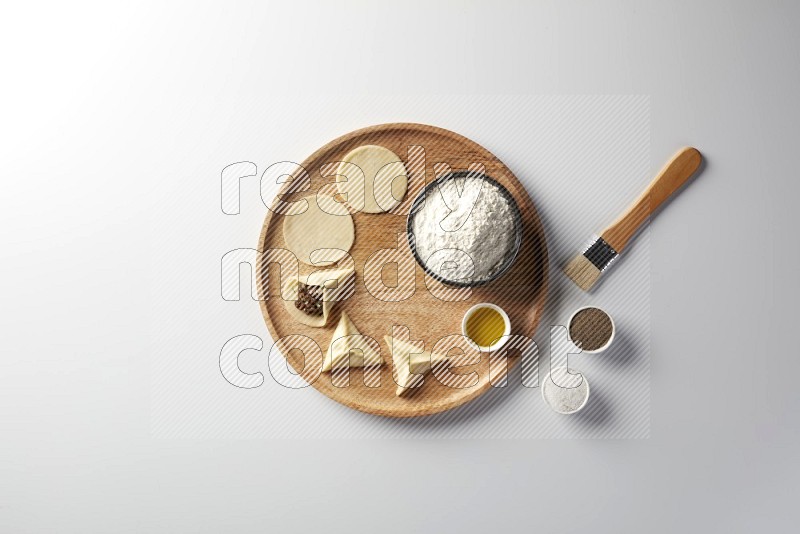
[465,307,507,348]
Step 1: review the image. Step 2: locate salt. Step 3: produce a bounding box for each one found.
[542,367,590,414]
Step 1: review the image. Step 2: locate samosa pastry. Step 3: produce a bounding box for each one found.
[321,311,382,372]
[384,335,449,397]
[282,267,355,327]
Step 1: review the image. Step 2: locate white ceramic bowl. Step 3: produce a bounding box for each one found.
[566,305,615,354]
[541,366,591,415]
[461,303,511,352]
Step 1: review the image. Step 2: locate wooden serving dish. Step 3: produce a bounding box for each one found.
[257,123,548,417]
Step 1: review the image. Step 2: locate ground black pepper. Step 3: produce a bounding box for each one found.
[569,307,613,351]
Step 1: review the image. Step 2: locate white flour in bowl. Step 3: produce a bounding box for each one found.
[410,175,519,284]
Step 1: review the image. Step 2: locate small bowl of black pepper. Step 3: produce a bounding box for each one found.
[567,306,615,354]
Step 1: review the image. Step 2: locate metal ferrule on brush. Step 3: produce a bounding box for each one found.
[583,235,619,272]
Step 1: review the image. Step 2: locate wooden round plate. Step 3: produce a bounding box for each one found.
[257,123,548,417]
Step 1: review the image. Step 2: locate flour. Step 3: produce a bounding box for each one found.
[542,367,590,414]
[410,175,518,284]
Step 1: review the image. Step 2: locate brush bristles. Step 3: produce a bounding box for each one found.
[564,254,602,291]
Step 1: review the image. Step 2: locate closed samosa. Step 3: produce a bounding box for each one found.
[322,311,383,372]
[384,335,449,397]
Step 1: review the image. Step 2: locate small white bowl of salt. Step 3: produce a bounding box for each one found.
[541,366,591,415]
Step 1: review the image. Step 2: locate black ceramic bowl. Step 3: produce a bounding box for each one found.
[406,171,523,287]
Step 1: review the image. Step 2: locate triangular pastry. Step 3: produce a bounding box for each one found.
[322,312,383,372]
[282,267,355,327]
[384,335,449,397]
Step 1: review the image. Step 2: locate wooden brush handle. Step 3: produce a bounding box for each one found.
[601,147,702,252]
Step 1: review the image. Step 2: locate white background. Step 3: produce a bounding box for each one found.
[2,1,798,532]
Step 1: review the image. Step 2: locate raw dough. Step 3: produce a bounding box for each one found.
[282,267,355,327]
[384,335,449,397]
[321,311,383,372]
[336,145,408,213]
[282,194,354,266]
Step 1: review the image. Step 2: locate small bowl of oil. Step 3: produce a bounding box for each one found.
[462,303,511,352]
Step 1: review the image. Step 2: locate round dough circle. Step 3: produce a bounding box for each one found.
[336,145,408,214]
[282,195,354,266]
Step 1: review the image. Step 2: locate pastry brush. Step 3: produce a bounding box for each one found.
[564,146,703,291]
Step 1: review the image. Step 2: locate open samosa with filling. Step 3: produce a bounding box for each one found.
[282,267,354,327]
